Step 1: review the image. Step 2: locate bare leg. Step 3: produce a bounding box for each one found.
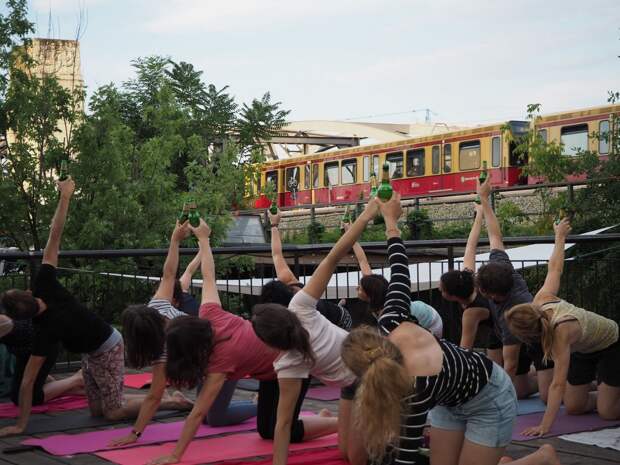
[430,427,464,465]
[301,415,338,440]
[597,383,620,420]
[536,369,554,404]
[488,349,503,367]
[498,444,560,465]
[43,369,85,402]
[103,391,192,421]
[564,383,596,415]
[458,438,505,465]
[513,372,538,399]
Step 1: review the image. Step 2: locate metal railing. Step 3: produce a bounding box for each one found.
[1,233,619,370]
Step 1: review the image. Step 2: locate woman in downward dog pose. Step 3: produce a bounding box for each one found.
[251,197,384,465]
[147,219,337,465]
[506,218,620,437]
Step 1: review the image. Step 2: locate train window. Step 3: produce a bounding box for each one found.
[561,124,588,156]
[444,144,452,173]
[538,129,547,142]
[405,149,424,177]
[304,163,311,190]
[324,161,340,187]
[386,152,404,179]
[599,120,609,154]
[459,140,481,170]
[363,156,370,182]
[312,163,320,188]
[266,170,278,192]
[372,155,380,177]
[285,166,300,192]
[431,146,440,174]
[342,159,357,184]
[492,136,501,168]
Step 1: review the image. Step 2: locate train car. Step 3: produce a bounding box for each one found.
[253,104,619,209]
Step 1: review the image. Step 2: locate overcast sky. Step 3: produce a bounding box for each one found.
[18,0,620,125]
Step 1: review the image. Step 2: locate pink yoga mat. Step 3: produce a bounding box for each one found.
[124,373,153,389]
[513,409,620,441]
[0,395,88,418]
[96,432,338,465]
[306,386,340,401]
[23,418,257,455]
[225,447,345,465]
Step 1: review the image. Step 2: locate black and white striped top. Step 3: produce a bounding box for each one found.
[378,237,415,335]
[395,340,493,464]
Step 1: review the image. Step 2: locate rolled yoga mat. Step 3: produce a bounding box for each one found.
[96,432,338,465]
[22,417,258,455]
[513,409,620,441]
[0,395,88,418]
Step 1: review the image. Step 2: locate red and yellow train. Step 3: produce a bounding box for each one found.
[253,104,618,209]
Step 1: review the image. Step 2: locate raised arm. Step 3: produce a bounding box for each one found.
[42,178,75,267]
[190,220,220,306]
[179,250,201,292]
[303,199,380,300]
[343,222,372,276]
[478,177,504,251]
[535,219,571,303]
[153,222,191,301]
[268,209,300,286]
[463,203,484,271]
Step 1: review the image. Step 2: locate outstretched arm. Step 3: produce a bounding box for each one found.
[268,210,300,286]
[153,222,191,302]
[42,178,75,267]
[303,199,380,300]
[179,250,201,292]
[463,203,484,271]
[478,177,504,251]
[190,220,220,306]
[343,222,372,276]
[460,307,490,349]
[535,219,571,303]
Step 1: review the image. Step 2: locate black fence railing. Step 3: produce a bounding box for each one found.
[1,233,619,371]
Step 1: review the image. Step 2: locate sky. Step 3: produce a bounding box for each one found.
[15,0,620,126]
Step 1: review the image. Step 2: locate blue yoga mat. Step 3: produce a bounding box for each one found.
[517,395,546,415]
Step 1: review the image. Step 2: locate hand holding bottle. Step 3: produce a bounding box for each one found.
[190,219,211,242]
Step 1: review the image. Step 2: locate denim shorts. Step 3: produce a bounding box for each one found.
[428,363,517,448]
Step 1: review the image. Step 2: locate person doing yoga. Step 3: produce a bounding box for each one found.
[506,218,620,437]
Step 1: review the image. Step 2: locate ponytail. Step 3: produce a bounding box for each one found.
[506,303,554,362]
[342,327,413,461]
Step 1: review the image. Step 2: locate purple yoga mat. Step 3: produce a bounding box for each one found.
[306,386,340,401]
[513,409,620,441]
[22,417,258,455]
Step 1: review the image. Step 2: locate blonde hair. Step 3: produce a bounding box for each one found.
[505,303,554,363]
[341,327,413,461]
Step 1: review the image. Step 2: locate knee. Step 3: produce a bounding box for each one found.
[565,400,589,415]
[257,420,273,440]
[597,408,620,421]
[539,390,549,404]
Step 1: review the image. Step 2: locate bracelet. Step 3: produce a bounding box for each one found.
[131,429,142,438]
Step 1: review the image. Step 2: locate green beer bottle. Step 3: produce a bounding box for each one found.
[269,201,278,215]
[555,208,566,225]
[178,202,190,223]
[474,161,488,204]
[59,160,68,181]
[376,162,393,202]
[369,172,378,198]
[186,197,201,227]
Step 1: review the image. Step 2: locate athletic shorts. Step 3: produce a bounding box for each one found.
[515,342,554,376]
[568,339,620,387]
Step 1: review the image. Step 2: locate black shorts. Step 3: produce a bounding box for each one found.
[487,330,503,351]
[567,339,620,387]
[516,343,554,376]
[340,380,359,401]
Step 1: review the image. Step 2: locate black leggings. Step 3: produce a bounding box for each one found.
[257,377,311,443]
[10,346,59,406]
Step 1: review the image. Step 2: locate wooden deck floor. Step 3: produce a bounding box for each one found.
[0,387,617,465]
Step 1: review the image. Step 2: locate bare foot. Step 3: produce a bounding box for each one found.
[172,391,194,410]
[318,408,333,418]
[499,457,513,464]
[536,444,561,465]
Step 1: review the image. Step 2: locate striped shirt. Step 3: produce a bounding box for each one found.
[148,298,185,320]
[394,341,493,464]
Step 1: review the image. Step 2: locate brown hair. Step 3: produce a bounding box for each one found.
[341,327,413,461]
[505,303,554,362]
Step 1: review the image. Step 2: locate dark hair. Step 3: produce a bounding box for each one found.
[121,305,166,369]
[360,275,389,312]
[0,290,38,320]
[439,270,475,299]
[165,316,214,389]
[259,281,295,307]
[173,280,184,305]
[251,303,315,364]
[476,262,514,297]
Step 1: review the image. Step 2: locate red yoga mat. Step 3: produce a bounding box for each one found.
[513,408,620,441]
[0,395,88,418]
[124,373,154,389]
[22,417,258,455]
[225,447,345,465]
[96,432,338,465]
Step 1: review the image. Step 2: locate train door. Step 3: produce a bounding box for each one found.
[265,169,280,206]
[430,145,443,191]
[491,136,505,185]
[442,143,454,191]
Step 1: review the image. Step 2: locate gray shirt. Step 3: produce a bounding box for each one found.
[488,249,533,345]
